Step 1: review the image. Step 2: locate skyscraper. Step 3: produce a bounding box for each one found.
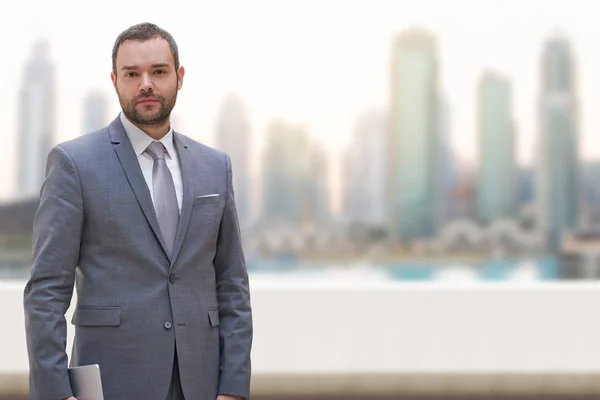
[16,40,56,199]
[261,120,311,226]
[82,90,109,135]
[343,109,387,226]
[580,161,600,227]
[435,96,455,228]
[388,28,439,243]
[215,95,253,228]
[476,70,517,224]
[306,143,330,225]
[536,33,580,250]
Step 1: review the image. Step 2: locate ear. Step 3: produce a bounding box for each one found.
[110,72,118,93]
[176,66,185,90]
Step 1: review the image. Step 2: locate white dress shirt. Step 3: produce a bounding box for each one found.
[120,112,183,213]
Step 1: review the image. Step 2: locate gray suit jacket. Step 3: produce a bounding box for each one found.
[23,116,253,400]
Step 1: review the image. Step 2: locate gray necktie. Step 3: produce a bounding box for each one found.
[145,141,179,257]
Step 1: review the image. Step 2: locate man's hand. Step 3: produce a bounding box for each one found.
[217,396,242,400]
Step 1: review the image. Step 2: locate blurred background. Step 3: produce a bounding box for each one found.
[3,0,600,398]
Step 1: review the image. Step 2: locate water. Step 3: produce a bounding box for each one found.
[246,257,560,283]
[0,258,559,283]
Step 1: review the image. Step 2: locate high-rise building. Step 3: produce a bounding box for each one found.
[82,90,109,135]
[215,95,253,227]
[388,28,439,242]
[306,143,330,225]
[476,71,517,224]
[580,161,600,228]
[517,167,535,209]
[16,40,56,199]
[448,159,477,221]
[261,120,312,226]
[435,96,455,228]
[342,109,387,226]
[536,33,580,250]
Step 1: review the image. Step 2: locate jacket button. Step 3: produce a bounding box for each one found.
[169,274,176,283]
[164,321,172,330]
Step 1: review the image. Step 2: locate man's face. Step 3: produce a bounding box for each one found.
[111,38,184,128]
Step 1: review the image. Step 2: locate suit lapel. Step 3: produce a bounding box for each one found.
[170,132,194,267]
[108,117,171,259]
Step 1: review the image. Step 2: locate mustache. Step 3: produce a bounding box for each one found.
[135,94,163,103]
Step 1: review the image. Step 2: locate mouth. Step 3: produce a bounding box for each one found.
[137,99,159,105]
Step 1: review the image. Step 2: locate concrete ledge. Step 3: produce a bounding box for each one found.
[6,372,600,396]
[0,374,27,396]
[250,373,600,395]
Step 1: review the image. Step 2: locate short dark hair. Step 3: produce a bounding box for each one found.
[112,22,180,74]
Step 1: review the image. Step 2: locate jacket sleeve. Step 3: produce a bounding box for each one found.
[23,144,83,400]
[214,154,253,400]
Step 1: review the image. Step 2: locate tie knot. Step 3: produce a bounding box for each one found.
[145,141,167,160]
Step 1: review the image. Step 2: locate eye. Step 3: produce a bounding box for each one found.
[155,69,167,75]
[125,72,137,78]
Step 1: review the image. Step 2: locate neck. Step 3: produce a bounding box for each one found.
[139,123,170,140]
[131,119,171,140]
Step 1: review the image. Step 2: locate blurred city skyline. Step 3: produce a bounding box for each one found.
[3,0,600,211]
[5,7,600,398]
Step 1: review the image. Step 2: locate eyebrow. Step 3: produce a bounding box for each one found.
[121,63,171,71]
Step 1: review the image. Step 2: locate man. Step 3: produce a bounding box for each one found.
[23,22,252,400]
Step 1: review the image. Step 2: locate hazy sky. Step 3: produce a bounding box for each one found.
[2,0,600,201]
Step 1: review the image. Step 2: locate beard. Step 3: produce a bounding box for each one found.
[118,82,178,129]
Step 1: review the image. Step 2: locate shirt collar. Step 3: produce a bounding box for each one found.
[119,112,176,159]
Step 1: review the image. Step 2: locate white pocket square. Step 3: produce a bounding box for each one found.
[196,194,219,198]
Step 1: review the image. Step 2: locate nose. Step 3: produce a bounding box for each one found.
[139,72,154,93]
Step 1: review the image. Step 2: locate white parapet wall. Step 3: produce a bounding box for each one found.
[4,278,600,395]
